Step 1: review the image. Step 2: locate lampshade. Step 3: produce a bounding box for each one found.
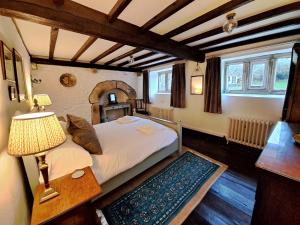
[33,94,52,106]
[8,112,66,156]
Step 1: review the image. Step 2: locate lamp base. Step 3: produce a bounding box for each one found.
[40,187,59,203]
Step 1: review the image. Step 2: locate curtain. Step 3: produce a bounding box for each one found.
[170,63,186,108]
[142,70,150,104]
[204,57,222,114]
[282,43,300,122]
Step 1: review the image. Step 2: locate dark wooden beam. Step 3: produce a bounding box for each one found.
[181,2,300,45]
[31,57,142,72]
[141,0,195,31]
[11,18,30,55]
[204,28,300,53]
[139,58,181,70]
[108,0,132,23]
[90,43,123,64]
[163,0,253,38]
[195,17,300,49]
[104,47,142,65]
[71,36,97,61]
[117,52,158,67]
[53,0,64,7]
[130,55,172,68]
[49,27,59,60]
[0,0,204,62]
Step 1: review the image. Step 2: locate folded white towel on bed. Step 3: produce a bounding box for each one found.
[116,116,138,124]
[136,124,157,135]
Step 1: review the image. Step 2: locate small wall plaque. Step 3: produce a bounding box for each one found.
[60,73,77,87]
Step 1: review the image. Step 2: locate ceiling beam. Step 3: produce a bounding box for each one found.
[204,28,300,53]
[139,58,181,70]
[71,36,97,61]
[104,47,142,65]
[163,0,253,38]
[117,52,158,67]
[49,27,59,60]
[141,0,195,31]
[111,0,195,68]
[0,0,204,62]
[181,1,300,45]
[108,0,132,23]
[195,17,300,49]
[130,55,172,68]
[11,18,30,55]
[31,57,142,72]
[90,43,123,64]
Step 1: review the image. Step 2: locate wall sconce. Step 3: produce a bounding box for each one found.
[191,75,204,95]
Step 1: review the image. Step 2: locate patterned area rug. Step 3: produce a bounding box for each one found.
[102,151,220,225]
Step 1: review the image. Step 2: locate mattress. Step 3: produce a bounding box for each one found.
[91,116,178,184]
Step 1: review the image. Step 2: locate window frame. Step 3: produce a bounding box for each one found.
[157,70,172,93]
[223,53,291,95]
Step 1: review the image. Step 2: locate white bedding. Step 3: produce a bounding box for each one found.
[91,116,177,184]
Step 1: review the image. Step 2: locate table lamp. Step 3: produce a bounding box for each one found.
[33,94,52,111]
[8,112,66,203]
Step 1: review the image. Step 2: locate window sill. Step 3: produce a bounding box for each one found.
[222,93,285,99]
[156,93,171,95]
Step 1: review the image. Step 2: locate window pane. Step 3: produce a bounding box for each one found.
[158,73,166,92]
[274,58,290,90]
[226,63,243,91]
[167,73,172,92]
[250,63,266,88]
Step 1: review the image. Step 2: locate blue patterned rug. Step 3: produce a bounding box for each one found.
[103,151,220,225]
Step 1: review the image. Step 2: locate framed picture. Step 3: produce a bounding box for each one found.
[190,75,204,95]
[8,85,17,101]
[12,49,27,102]
[0,41,14,81]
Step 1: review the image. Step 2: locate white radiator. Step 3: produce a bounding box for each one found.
[227,117,273,149]
[149,106,174,121]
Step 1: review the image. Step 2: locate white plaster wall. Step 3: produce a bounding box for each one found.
[148,60,284,137]
[32,65,138,121]
[0,16,32,225]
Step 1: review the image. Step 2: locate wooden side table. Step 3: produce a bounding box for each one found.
[31,167,102,225]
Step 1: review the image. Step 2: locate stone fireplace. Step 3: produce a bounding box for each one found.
[89,80,136,124]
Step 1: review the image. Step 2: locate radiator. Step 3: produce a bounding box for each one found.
[149,106,174,121]
[227,118,273,149]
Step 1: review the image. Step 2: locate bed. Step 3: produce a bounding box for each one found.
[22,113,182,198]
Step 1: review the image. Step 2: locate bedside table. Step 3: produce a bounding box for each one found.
[31,167,102,225]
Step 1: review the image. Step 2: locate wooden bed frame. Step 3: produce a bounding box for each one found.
[22,113,182,197]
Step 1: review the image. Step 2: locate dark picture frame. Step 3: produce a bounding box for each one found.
[0,41,14,81]
[12,48,27,102]
[190,75,204,95]
[8,85,17,101]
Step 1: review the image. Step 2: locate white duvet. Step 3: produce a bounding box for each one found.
[91,116,177,184]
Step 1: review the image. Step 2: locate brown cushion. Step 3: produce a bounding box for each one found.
[67,114,102,155]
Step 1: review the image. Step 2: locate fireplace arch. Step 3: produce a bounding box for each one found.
[89,80,137,124]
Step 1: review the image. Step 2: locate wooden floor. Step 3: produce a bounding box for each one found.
[94,146,257,225]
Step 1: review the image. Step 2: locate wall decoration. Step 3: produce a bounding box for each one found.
[60,73,77,87]
[191,75,204,95]
[12,49,27,102]
[8,85,17,101]
[0,41,14,81]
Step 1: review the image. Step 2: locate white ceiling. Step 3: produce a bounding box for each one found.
[11,0,300,67]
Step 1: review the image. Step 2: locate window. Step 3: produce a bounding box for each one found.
[158,70,172,93]
[224,53,291,95]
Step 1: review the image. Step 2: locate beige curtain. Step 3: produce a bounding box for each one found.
[142,70,150,104]
[170,63,186,108]
[204,57,222,113]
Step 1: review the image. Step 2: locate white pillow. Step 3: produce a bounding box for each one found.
[39,135,93,183]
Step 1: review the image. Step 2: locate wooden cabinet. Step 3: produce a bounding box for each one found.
[251,122,300,225]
